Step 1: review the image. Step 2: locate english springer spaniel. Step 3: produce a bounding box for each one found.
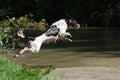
[14,18,80,58]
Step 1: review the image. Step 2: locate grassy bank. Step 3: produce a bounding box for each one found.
[0,56,54,80]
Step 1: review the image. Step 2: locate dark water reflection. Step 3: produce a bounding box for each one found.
[14,28,120,68]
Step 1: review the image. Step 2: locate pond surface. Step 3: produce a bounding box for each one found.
[14,28,120,68]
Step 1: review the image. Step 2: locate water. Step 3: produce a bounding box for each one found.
[14,28,120,68]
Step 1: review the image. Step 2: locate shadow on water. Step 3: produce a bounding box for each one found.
[14,28,120,67]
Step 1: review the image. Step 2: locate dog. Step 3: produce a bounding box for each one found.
[13,18,80,58]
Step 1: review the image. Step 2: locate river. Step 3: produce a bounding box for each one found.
[14,28,120,68]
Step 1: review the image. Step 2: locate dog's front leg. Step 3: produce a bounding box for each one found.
[59,32,73,42]
[65,32,72,37]
[65,37,72,42]
[59,32,72,37]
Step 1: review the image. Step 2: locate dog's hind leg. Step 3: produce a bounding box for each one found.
[13,47,34,58]
[19,47,34,54]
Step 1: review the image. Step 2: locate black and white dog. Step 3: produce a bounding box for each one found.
[14,18,80,58]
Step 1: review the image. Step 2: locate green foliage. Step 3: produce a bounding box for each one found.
[0,0,120,26]
[13,14,47,30]
[0,14,47,48]
[0,57,54,80]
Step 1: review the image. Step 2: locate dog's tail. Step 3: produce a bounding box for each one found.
[17,30,35,40]
[17,30,25,38]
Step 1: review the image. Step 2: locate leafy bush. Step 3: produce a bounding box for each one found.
[0,57,54,80]
[0,14,48,48]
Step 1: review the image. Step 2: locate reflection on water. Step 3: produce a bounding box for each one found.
[14,28,120,68]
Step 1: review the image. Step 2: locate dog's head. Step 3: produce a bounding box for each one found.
[66,19,80,29]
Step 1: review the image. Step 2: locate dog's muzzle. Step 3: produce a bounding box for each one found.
[76,24,80,29]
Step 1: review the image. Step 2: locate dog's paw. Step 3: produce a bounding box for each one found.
[67,38,73,42]
[13,53,20,59]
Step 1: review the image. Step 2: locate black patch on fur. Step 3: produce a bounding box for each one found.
[65,19,79,28]
[45,25,59,36]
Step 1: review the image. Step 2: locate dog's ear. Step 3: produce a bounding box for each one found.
[65,13,73,19]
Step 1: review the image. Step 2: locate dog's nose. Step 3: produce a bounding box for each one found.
[77,24,80,29]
